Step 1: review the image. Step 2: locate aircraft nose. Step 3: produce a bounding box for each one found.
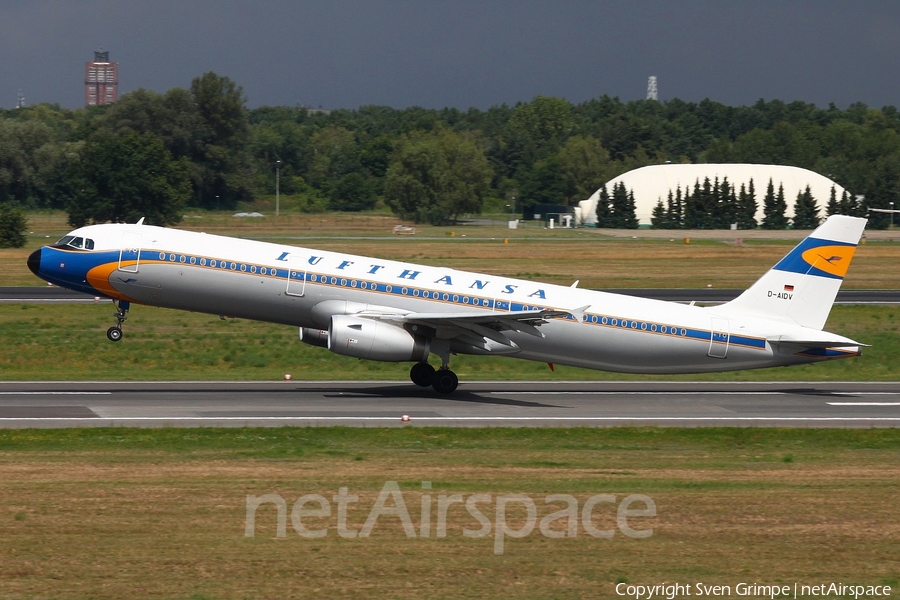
[27,248,42,277]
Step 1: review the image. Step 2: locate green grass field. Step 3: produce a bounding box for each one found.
[1,303,898,381]
[1,427,898,598]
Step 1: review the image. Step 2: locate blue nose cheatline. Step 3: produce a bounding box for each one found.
[27,248,41,277]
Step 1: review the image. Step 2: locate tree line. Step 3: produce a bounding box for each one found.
[643,178,866,230]
[1,72,899,243]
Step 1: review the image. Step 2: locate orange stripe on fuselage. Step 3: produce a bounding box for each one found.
[85,261,138,301]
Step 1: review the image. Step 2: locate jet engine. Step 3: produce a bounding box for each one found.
[327,315,430,362]
[299,327,329,348]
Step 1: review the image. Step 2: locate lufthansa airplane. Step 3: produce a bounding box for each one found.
[27,215,866,393]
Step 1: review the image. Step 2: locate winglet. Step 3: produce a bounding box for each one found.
[566,305,590,323]
[136,217,145,225]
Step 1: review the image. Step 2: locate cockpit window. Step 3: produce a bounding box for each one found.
[55,236,94,250]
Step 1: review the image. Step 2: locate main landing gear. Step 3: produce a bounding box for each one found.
[409,361,459,394]
[106,300,130,342]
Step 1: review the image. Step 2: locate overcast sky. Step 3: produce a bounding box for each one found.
[2,0,898,111]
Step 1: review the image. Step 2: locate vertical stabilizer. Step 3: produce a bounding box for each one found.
[719,215,867,330]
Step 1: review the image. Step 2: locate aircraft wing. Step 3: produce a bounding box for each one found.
[360,306,588,347]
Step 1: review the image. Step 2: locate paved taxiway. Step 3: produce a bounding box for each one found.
[0,381,898,428]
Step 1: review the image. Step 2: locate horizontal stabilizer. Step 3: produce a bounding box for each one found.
[767,337,867,349]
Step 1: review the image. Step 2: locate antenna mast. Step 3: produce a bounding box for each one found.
[646,76,658,101]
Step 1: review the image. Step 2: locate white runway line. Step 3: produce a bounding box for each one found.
[1,416,900,422]
[491,391,786,396]
[827,402,900,406]
[0,391,112,395]
[493,391,900,396]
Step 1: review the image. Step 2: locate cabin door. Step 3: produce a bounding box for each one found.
[708,317,730,358]
[285,255,307,297]
[118,232,142,273]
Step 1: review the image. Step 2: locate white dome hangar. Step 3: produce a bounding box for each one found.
[575,164,847,227]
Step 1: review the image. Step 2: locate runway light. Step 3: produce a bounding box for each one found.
[284,374,292,380]
[401,414,410,423]
[94,297,101,302]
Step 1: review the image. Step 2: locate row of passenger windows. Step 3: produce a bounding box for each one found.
[159,252,277,275]
[155,251,681,333]
[304,273,502,307]
[585,314,688,336]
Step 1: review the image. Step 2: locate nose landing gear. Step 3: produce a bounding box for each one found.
[107,300,130,342]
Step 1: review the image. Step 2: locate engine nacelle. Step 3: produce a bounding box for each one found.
[327,315,430,362]
[299,327,329,348]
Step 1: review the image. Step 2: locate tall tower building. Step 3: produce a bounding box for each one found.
[84,49,118,106]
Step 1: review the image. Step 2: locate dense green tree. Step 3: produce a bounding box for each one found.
[862,156,900,229]
[0,119,58,206]
[826,185,840,216]
[506,96,574,158]
[671,186,685,228]
[519,155,567,206]
[66,132,190,227]
[330,172,376,211]
[651,198,666,229]
[384,129,492,224]
[595,185,612,227]
[735,181,757,229]
[0,204,27,248]
[555,135,612,200]
[188,72,254,208]
[792,185,820,229]
[608,182,638,228]
[100,88,202,160]
[682,180,702,228]
[762,179,789,229]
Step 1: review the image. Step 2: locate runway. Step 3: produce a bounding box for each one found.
[0,381,898,428]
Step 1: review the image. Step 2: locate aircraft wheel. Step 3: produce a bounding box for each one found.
[432,369,459,394]
[107,326,123,342]
[410,362,435,387]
